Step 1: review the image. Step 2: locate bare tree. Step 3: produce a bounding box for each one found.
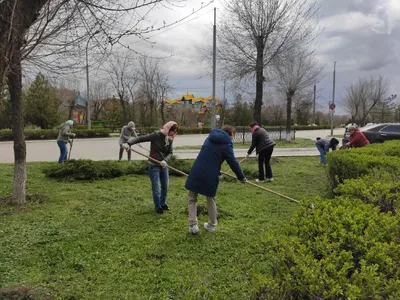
[107,54,138,123]
[0,0,213,205]
[217,0,320,125]
[343,75,390,126]
[91,80,111,121]
[137,56,172,126]
[270,48,323,140]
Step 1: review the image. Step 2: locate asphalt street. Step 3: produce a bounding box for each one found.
[0,129,344,163]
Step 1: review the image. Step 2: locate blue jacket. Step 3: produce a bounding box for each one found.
[185,129,245,197]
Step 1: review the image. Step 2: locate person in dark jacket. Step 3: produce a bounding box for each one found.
[346,126,370,148]
[185,125,246,234]
[118,121,136,162]
[247,121,276,183]
[57,120,76,163]
[315,137,339,165]
[124,121,178,214]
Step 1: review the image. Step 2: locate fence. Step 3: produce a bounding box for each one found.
[233,127,295,144]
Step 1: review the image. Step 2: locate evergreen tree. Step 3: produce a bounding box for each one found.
[24,73,61,129]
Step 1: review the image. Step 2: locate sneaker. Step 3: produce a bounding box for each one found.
[255,179,264,183]
[161,204,170,211]
[267,178,274,182]
[204,222,216,232]
[189,224,199,235]
[155,207,164,214]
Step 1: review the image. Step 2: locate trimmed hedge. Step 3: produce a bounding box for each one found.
[254,197,400,299]
[0,128,111,141]
[42,156,192,180]
[0,125,335,141]
[326,141,400,188]
[253,140,400,299]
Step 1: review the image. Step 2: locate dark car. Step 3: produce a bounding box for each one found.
[343,123,400,144]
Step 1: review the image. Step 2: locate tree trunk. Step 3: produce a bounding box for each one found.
[286,91,294,142]
[254,40,264,125]
[160,101,165,125]
[8,45,27,205]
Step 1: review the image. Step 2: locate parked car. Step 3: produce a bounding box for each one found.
[343,123,400,144]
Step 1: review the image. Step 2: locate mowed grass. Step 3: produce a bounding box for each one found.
[0,157,329,299]
[175,137,316,150]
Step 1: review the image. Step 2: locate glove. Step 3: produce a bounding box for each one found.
[160,160,168,167]
[122,143,130,150]
[240,177,247,184]
[71,133,76,138]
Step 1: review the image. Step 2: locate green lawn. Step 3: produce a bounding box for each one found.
[175,138,316,150]
[0,157,329,299]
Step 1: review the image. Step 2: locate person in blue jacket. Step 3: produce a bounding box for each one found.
[185,125,247,235]
[315,137,339,165]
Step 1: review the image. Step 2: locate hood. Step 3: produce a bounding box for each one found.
[208,129,232,145]
[59,122,71,129]
[160,121,178,138]
[251,125,260,134]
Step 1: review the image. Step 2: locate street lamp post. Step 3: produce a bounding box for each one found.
[85,31,100,130]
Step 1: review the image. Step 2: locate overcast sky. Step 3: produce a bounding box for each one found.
[90,0,400,116]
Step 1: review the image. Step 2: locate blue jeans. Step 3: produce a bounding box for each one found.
[316,144,327,165]
[57,140,68,163]
[148,164,169,210]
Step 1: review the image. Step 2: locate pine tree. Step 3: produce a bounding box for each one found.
[24,73,61,129]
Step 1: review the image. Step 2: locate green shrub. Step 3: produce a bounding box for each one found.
[0,128,110,141]
[253,197,400,299]
[334,170,400,214]
[43,157,192,180]
[327,142,400,188]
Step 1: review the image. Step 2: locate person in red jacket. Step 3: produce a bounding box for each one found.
[346,125,370,148]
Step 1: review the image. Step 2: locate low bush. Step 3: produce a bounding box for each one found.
[327,142,400,188]
[253,197,400,299]
[43,157,192,180]
[0,128,111,141]
[334,170,400,214]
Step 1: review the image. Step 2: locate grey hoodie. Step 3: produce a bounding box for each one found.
[57,122,75,142]
[119,121,135,144]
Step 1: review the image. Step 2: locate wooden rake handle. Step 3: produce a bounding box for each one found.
[128,147,188,177]
[220,171,300,204]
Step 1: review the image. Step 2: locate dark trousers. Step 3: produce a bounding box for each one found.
[258,146,274,180]
[119,144,131,161]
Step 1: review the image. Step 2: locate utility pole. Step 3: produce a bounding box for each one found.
[312,84,316,125]
[211,7,217,129]
[330,61,336,136]
[85,30,100,130]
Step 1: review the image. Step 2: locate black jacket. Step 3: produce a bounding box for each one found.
[128,131,173,162]
[248,127,276,154]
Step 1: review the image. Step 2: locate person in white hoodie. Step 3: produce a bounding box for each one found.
[57,120,76,163]
[118,121,136,162]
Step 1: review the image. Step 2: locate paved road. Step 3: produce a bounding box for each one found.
[0,129,344,163]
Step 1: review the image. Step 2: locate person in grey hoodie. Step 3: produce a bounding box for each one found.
[57,120,76,163]
[118,121,136,162]
[315,137,339,165]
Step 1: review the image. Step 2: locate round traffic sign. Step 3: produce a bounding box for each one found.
[329,103,336,110]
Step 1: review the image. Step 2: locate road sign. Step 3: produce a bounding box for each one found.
[329,103,336,110]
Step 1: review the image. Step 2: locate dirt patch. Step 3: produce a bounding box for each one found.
[0,286,53,300]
